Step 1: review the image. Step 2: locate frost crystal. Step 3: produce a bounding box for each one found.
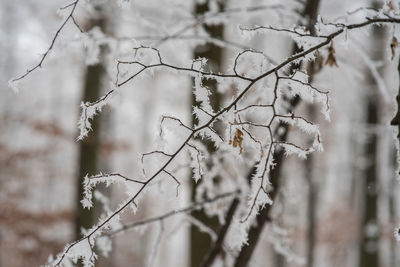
[187,142,206,182]
[69,239,97,267]
[280,143,308,159]
[81,173,134,209]
[96,236,112,257]
[225,219,248,251]
[267,224,306,265]
[8,79,20,93]
[77,88,115,140]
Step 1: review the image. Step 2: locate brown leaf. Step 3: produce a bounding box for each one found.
[391,36,399,60]
[232,128,244,154]
[388,0,396,11]
[325,44,338,67]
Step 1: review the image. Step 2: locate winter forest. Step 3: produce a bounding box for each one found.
[1,0,400,266]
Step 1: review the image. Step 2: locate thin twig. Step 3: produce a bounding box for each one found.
[11,0,80,82]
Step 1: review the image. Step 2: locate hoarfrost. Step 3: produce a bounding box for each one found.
[7,79,20,93]
[77,88,117,140]
[65,239,97,267]
[225,219,248,251]
[267,224,306,265]
[96,236,112,257]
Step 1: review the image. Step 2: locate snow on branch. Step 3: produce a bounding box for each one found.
[16,4,400,264]
[266,223,306,265]
[116,46,252,88]
[77,95,112,140]
[81,173,145,209]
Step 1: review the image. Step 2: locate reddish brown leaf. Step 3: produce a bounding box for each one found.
[232,128,244,154]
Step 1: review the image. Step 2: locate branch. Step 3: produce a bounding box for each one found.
[50,13,400,267]
[201,197,240,267]
[152,4,292,47]
[197,165,258,267]
[116,53,252,88]
[81,14,398,138]
[240,25,329,38]
[10,0,81,83]
[106,190,240,236]
[87,173,146,184]
[234,0,320,265]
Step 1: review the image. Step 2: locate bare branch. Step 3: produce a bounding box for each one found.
[11,0,81,82]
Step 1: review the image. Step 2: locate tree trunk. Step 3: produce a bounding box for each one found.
[358,3,385,265]
[190,1,225,267]
[305,90,317,267]
[359,89,379,267]
[75,8,107,240]
[389,57,400,266]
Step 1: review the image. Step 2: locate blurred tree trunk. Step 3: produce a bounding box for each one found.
[359,79,379,267]
[358,3,386,266]
[303,9,324,265]
[389,148,398,266]
[190,1,225,266]
[75,7,107,240]
[391,58,400,152]
[234,0,321,266]
[0,2,17,267]
[390,58,400,266]
[75,6,117,267]
[305,73,318,267]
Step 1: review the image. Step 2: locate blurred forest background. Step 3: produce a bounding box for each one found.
[0,0,400,266]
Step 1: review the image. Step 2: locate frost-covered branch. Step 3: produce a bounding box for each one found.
[240,24,329,38]
[152,3,295,47]
[10,0,81,84]
[15,3,400,265]
[74,13,400,140]
[201,197,240,267]
[116,46,252,88]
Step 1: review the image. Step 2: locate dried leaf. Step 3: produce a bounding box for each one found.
[388,0,395,11]
[232,129,244,154]
[391,36,399,60]
[325,44,338,67]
